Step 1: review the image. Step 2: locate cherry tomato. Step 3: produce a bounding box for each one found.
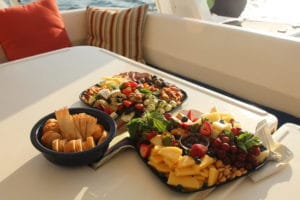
[128,81,138,88]
[121,87,132,95]
[117,105,124,111]
[180,122,193,129]
[104,108,113,114]
[123,100,132,107]
[135,103,144,110]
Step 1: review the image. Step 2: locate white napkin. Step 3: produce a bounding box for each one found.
[249,120,293,182]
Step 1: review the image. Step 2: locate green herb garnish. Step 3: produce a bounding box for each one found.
[236,131,261,152]
[127,111,169,140]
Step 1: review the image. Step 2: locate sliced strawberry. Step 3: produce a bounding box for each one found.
[187,110,194,121]
[199,121,212,136]
[180,122,194,129]
[139,144,152,158]
[231,127,241,135]
[145,131,158,140]
[192,117,199,122]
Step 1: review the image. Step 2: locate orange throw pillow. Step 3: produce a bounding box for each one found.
[0,0,71,61]
[86,5,148,63]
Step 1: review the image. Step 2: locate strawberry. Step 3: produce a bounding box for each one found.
[231,127,241,135]
[187,110,194,121]
[145,131,158,140]
[190,144,208,158]
[199,121,212,136]
[139,144,152,158]
[180,122,194,129]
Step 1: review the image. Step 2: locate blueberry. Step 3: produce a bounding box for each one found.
[175,184,183,191]
[181,116,188,122]
[194,156,202,164]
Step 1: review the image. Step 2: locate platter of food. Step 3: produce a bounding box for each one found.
[125,108,269,193]
[80,71,187,128]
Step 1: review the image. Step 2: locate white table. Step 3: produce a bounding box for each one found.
[0,46,288,199]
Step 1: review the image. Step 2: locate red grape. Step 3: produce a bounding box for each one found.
[221,143,230,151]
[230,145,238,153]
[249,146,261,156]
[221,136,230,143]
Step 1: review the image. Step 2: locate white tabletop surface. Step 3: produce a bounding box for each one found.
[0,46,289,199]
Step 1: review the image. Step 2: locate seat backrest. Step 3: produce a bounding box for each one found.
[143,13,300,117]
[0,1,8,8]
[155,0,211,20]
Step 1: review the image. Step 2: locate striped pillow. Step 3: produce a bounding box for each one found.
[86,5,148,63]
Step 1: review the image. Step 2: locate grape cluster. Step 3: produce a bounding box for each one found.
[211,132,261,170]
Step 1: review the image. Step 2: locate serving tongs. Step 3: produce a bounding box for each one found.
[255,120,280,161]
[91,136,134,169]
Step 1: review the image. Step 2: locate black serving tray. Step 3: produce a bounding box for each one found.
[79,71,188,129]
[92,136,267,193]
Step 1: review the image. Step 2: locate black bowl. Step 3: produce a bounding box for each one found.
[30,107,117,166]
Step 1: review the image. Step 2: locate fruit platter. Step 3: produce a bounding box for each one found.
[80,71,187,128]
[126,108,268,192]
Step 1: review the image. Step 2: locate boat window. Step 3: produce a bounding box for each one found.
[5,0,300,35]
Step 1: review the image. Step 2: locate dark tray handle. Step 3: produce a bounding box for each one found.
[91,137,135,169]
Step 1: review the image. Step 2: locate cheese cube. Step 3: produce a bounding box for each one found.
[207,166,219,187]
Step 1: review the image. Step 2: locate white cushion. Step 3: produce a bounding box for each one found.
[143,13,300,117]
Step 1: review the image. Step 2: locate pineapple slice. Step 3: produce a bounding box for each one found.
[207,166,219,187]
[220,113,235,123]
[148,160,171,173]
[150,135,163,146]
[199,168,209,178]
[194,155,216,171]
[163,157,178,170]
[149,153,164,164]
[167,171,203,190]
[177,155,195,168]
[174,166,200,176]
[158,146,182,163]
[201,112,221,122]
